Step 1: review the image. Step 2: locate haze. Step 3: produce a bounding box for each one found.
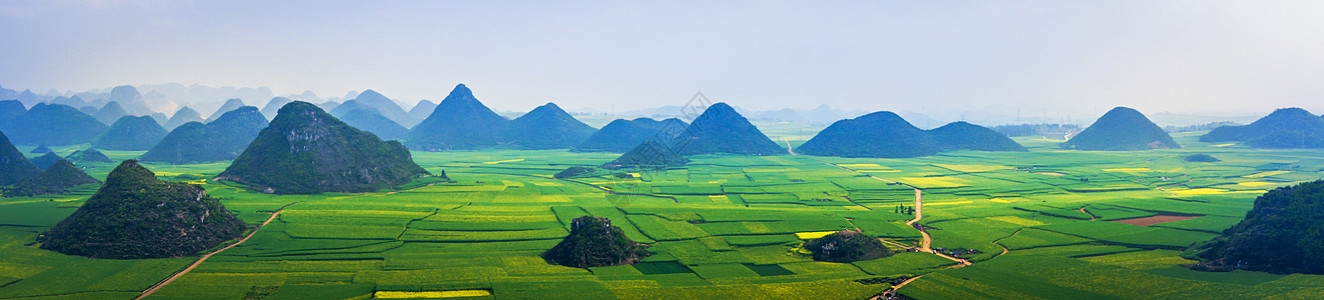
[2,1,1323,121]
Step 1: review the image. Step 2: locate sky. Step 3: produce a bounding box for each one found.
[2,0,1323,118]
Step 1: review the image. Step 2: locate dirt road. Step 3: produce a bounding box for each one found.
[135,203,295,300]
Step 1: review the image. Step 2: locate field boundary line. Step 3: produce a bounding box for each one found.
[135,202,297,300]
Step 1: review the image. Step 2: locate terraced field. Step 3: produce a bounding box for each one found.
[3,132,1324,299]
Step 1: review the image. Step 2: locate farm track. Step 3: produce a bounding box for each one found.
[135,203,297,300]
[822,162,975,299]
[991,229,1024,258]
[1077,207,1097,221]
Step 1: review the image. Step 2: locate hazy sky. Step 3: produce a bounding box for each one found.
[2,1,1323,116]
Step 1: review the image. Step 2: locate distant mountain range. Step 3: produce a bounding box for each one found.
[140,106,268,164]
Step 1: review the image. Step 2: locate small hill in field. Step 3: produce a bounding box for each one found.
[407,84,511,151]
[507,102,597,149]
[30,144,51,154]
[673,102,783,155]
[164,106,203,130]
[1189,180,1324,274]
[542,216,650,268]
[1200,108,1324,149]
[0,130,41,185]
[803,230,892,263]
[601,140,690,169]
[573,118,687,153]
[1183,154,1220,163]
[38,160,246,259]
[91,115,167,151]
[68,148,113,163]
[928,121,1027,152]
[3,160,100,197]
[1062,107,1179,151]
[139,106,268,164]
[205,98,247,122]
[216,101,429,194]
[798,111,940,158]
[30,152,63,170]
[2,103,107,146]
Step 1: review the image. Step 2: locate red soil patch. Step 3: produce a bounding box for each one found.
[1109,215,1200,227]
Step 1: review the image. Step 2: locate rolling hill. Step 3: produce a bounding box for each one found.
[1199,107,1324,148]
[798,111,940,158]
[407,84,511,151]
[91,115,168,151]
[139,106,268,164]
[1061,106,1179,151]
[673,102,783,155]
[38,160,247,259]
[0,103,107,146]
[217,101,429,194]
[0,130,41,186]
[574,118,688,153]
[507,102,598,149]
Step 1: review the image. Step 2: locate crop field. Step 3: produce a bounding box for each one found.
[3,132,1324,299]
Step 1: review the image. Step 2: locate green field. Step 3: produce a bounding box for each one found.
[3,131,1324,299]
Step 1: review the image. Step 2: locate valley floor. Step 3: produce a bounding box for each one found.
[3,132,1324,299]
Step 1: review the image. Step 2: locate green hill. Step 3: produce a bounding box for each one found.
[573,118,687,153]
[542,216,650,268]
[929,121,1027,152]
[0,103,107,146]
[67,148,113,163]
[3,159,100,197]
[91,115,168,151]
[1200,108,1324,148]
[674,102,784,155]
[216,101,429,194]
[38,160,246,259]
[0,130,41,186]
[1062,106,1179,151]
[1188,180,1324,274]
[601,140,690,169]
[139,106,269,164]
[802,230,892,263]
[407,84,511,151]
[164,106,203,130]
[30,152,62,170]
[798,111,940,158]
[507,103,598,149]
[30,144,51,154]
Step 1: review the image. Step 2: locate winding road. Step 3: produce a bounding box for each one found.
[135,203,295,300]
[821,162,974,299]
